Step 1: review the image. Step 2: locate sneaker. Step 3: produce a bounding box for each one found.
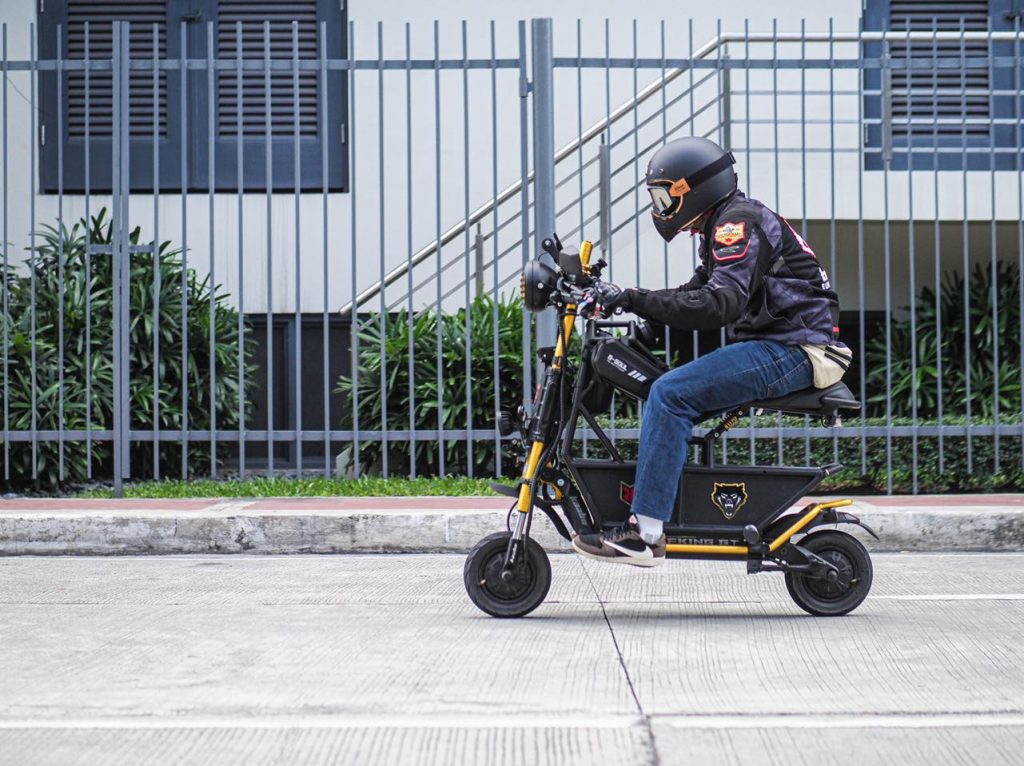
[572,516,666,567]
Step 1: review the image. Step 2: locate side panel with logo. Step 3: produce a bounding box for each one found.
[572,459,822,533]
[677,465,822,530]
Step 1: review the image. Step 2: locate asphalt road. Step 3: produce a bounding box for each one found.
[2,552,1023,765]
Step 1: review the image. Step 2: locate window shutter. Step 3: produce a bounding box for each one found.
[65,0,169,140]
[888,1,992,145]
[862,0,1018,171]
[39,0,186,192]
[193,0,348,192]
[216,0,319,138]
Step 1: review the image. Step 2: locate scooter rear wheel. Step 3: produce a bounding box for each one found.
[785,530,873,616]
[464,531,551,618]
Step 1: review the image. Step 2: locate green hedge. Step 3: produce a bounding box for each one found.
[0,210,253,488]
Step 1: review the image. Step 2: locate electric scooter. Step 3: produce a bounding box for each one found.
[464,234,876,618]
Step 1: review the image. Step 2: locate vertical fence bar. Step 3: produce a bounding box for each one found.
[906,21,918,494]
[518,20,530,409]
[349,19,360,476]
[433,20,445,476]
[56,23,65,482]
[153,22,161,479]
[661,19,670,376]
[1017,18,1023,475]
[1,24,6,481]
[111,21,126,495]
[491,20,500,474]
[320,20,329,478]
[771,18,782,464]
[29,23,37,481]
[932,18,944,473]
[688,19,697,368]
[882,28,893,494]
[376,21,387,476]
[598,142,610,253]
[207,21,217,477]
[462,20,473,477]
[531,18,556,357]
[828,17,839,466]
[120,22,132,484]
[406,22,416,478]
[604,19,612,277]
[264,20,275,475]
[180,20,190,479]
[580,18,590,459]
[857,16,867,475]
[987,22,999,473]
[632,19,640,294]
[745,18,754,464]
[237,20,246,478]
[293,20,303,475]
[959,22,973,474]
[799,18,810,468]
[84,22,92,478]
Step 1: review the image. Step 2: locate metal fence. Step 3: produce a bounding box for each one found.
[0,15,1022,494]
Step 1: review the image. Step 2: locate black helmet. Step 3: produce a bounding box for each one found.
[645,137,737,243]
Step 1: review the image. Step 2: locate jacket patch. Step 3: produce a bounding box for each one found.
[714,221,746,246]
[712,239,751,262]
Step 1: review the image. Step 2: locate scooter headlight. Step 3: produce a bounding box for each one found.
[520,259,558,312]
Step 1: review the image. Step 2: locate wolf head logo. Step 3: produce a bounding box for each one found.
[711,482,748,519]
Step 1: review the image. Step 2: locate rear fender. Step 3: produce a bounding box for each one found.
[803,509,879,540]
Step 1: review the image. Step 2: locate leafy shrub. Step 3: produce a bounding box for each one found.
[865,261,1021,419]
[337,294,529,475]
[0,209,253,488]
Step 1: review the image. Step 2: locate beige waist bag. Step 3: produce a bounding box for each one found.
[799,343,853,389]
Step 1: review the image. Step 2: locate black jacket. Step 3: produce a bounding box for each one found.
[628,191,843,345]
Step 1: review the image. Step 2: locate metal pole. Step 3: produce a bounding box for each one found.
[531,18,556,354]
[111,21,130,495]
[474,224,485,297]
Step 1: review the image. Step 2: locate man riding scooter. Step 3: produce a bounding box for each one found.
[573,136,852,567]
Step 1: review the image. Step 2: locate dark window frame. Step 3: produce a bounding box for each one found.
[862,0,1020,171]
[38,0,349,193]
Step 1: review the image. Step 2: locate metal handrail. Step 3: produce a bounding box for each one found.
[338,28,1021,315]
[337,32,726,315]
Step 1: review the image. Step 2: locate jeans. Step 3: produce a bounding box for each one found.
[630,340,813,523]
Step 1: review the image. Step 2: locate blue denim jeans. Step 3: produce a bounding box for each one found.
[630,340,813,522]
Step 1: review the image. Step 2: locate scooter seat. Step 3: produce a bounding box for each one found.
[743,381,860,417]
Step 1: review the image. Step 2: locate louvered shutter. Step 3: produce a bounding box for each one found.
[192,0,347,191]
[863,0,1019,171]
[889,1,991,145]
[38,0,346,193]
[39,0,187,192]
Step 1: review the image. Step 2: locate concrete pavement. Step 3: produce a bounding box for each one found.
[1,552,1024,765]
[1,493,1023,554]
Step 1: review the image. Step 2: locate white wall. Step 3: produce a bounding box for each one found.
[0,0,1019,316]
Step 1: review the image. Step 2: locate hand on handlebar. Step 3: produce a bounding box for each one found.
[579,280,629,318]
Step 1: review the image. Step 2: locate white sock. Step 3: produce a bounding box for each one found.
[635,514,664,544]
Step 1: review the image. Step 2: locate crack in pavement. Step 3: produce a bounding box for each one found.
[576,556,661,766]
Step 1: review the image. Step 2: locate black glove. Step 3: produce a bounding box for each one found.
[593,281,632,314]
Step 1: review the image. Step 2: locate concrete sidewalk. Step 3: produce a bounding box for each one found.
[0,494,1022,554]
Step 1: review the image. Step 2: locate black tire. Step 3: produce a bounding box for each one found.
[464,531,551,618]
[785,530,873,616]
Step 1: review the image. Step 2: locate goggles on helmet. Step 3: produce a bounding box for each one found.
[647,177,691,219]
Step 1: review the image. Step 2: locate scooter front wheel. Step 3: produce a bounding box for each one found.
[464,531,551,618]
[785,530,873,616]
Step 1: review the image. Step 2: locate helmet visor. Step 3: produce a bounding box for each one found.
[648,185,675,216]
